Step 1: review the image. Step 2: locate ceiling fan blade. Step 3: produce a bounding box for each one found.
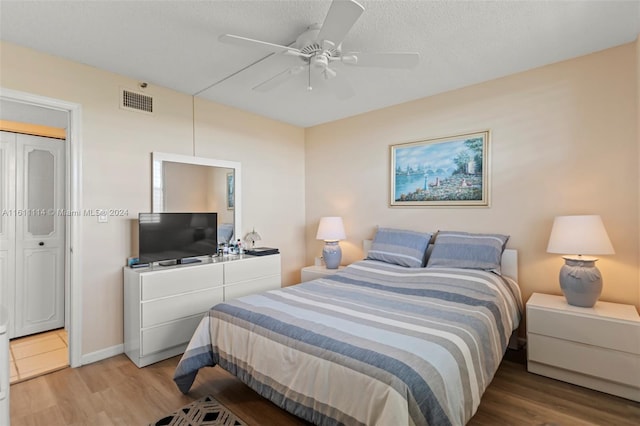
[219,34,306,57]
[253,66,305,92]
[316,0,365,46]
[343,52,420,68]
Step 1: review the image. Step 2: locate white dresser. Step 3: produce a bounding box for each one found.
[124,254,281,367]
[527,293,640,401]
[0,305,9,425]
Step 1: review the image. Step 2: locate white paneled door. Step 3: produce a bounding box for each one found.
[0,132,16,337]
[0,133,16,338]
[0,131,65,339]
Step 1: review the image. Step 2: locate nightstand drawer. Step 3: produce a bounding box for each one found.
[528,307,640,354]
[526,293,640,401]
[528,334,640,387]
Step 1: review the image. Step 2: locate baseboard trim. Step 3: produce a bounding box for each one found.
[80,344,124,365]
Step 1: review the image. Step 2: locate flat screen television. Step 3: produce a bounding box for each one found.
[138,212,218,264]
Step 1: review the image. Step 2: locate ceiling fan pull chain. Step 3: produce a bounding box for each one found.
[307,61,312,91]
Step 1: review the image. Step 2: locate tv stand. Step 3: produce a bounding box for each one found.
[124,254,281,367]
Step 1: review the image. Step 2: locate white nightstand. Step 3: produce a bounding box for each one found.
[301,265,346,282]
[527,293,640,402]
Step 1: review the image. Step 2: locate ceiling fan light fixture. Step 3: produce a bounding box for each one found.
[312,55,329,69]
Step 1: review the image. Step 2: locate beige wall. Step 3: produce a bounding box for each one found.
[164,162,210,212]
[637,35,640,299]
[306,42,640,310]
[0,41,306,356]
[192,99,307,284]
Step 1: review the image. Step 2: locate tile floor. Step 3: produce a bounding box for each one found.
[9,328,68,384]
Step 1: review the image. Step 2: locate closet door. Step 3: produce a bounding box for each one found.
[14,134,65,338]
[0,133,16,337]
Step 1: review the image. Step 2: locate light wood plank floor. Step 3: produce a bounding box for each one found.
[10,329,69,384]
[10,351,640,425]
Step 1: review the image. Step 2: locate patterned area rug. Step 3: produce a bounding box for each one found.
[150,395,247,426]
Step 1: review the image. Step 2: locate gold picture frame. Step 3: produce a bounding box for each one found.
[390,130,490,207]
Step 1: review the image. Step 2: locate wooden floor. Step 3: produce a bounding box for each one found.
[10,329,69,384]
[9,350,640,425]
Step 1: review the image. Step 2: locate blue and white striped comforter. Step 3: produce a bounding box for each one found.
[174,260,522,426]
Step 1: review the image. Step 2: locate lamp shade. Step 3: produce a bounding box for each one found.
[316,217,346,241]
[547,215,614,256]
[243,229,261,249]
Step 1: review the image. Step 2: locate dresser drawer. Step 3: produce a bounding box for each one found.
[224,276,280,301]
[141,315,203,357]
[527,306,640,354]
[141,263,223,301]
[141,287,223,328]
[528,333,640,387]
[225,255,280,284]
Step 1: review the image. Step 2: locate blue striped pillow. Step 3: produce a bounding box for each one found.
[367,228,432,268]
[426,231,509,274]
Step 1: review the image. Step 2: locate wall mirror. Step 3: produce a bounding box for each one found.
[152,152,241,245]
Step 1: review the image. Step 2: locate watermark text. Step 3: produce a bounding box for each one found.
[1,208,129,217]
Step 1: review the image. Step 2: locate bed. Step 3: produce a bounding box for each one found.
[174,230,522,426]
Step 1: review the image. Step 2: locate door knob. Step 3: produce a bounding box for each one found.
[39,242,44,246]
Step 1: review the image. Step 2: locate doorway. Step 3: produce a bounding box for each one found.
[0,89,82,368]
[1,131,66,339]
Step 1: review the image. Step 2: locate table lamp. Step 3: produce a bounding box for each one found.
[546,215,615,307]
[244,228,261,249]
[316,217,346,269]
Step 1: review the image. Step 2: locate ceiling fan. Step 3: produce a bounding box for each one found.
[218,0,419,98]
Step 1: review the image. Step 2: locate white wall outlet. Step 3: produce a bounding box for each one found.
[98,212,108,223]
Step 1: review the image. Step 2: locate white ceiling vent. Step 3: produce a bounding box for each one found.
[120,89,153,114]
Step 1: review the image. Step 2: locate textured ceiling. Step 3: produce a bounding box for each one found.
[1,0,639,127]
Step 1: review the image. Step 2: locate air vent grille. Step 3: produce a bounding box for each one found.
[121,89,153,113]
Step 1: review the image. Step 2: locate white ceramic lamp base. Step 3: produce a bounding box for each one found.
[322,241,342,269]
[559,256,602,308]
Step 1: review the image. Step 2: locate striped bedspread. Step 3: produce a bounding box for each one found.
[174,260,522,426]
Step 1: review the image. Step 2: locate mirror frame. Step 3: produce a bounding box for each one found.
[152,152,241,245]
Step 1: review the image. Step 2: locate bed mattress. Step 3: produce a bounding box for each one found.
[174,259,522,426]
